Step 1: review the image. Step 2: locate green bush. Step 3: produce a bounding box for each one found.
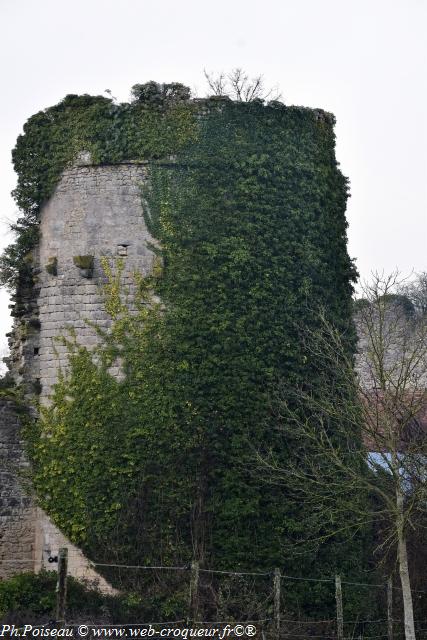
[0,572,103,622]
[0,571,157,624]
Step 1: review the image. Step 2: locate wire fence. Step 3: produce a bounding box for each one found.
[87,559,426,593]
[37,548,427,640]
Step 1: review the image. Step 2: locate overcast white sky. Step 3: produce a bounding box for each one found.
[0,0,426,363]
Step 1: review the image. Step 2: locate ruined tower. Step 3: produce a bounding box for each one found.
[0,88,357,586]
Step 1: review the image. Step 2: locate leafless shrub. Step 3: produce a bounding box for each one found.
[203,68,282,103]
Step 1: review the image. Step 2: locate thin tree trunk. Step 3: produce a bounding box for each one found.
[396,490,416,640]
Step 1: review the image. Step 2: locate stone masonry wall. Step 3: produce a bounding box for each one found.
[35,161,155,583]
[37,161,154,400]
[0,398,35,578]
[2,161,155,587]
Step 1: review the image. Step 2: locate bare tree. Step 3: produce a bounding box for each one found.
[203,70,228,97]
[203,68,282,102]
[259,273,427,640]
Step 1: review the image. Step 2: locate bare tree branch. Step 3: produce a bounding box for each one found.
[258,272,426,640]
[203,68,282,102]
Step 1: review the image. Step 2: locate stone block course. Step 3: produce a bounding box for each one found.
[0,399,35,578]
[33,163,153,399]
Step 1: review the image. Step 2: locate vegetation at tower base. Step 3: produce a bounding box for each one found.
[0,571,150,625]
[13,85,377,618]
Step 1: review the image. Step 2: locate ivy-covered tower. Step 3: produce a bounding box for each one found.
[0,85,362,612]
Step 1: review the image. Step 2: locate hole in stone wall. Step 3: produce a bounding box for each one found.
[73,255,94,278]
[33,379,42,395]
[45,257,58,276]
[117,244,128,256]
[34,347,39,355]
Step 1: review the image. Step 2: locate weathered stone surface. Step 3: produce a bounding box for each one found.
[0,398,35,579]
[2,162,155,589]
[36,162,153,400]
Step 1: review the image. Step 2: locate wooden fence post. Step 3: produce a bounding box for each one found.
[335,575,344,640]
[387,576,393,640]
[56,548,68,626]
[188,560,200,623]
[273,568,281,640]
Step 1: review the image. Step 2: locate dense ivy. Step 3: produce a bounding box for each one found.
[13,85,375,617]
[1,84,197,288]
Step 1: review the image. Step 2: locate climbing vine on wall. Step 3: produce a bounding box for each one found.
[21,91,374,618]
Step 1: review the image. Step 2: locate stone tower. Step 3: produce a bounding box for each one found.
[0,93,358,588]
